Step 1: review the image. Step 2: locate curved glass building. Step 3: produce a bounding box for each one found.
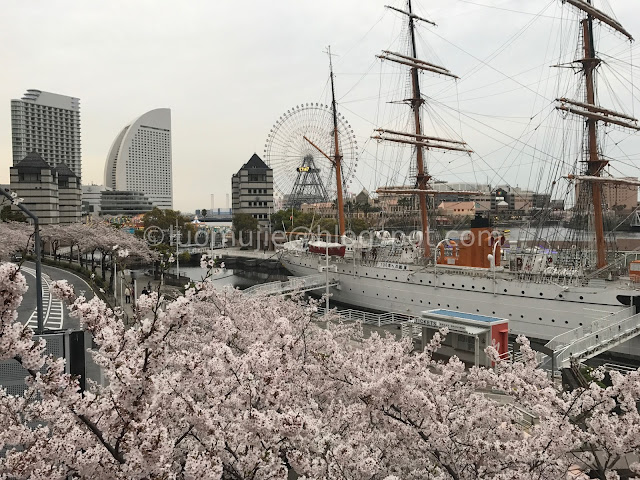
[104,108,172,209]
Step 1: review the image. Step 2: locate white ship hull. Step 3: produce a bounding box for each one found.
[282,253,640,358]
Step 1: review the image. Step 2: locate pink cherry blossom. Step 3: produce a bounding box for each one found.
[0,262,638,479]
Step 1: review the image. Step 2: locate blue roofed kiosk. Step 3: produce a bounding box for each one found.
[414,309,509,367]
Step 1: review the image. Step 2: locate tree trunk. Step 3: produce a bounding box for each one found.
[101,252,106,281]
[109,258,115,292]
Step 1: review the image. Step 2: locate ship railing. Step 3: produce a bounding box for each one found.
[433,265,585,286]
[584,252,632,280]
[545,307,635,352]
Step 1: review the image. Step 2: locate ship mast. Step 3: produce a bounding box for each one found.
[303,47,346,237]
[408,0,430,258]
[583,5,606,269]
[329,47,346,237]
[374,1,469,259]
[556,0,638,270]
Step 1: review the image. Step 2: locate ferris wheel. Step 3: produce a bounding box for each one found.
[263,103,358,207]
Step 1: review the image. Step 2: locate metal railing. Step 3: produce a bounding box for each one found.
[243,273,335,296]
[314,306,420,328]
[545,307,635,351]
[601,363,638,375]
[555,311,640,367]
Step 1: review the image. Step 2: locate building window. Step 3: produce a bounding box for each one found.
[19,172,41,182]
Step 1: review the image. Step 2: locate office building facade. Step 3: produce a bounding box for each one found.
[231,154,274,227]
[56,163,82,224]
[104,108,173,209]
[100,191,154,216]
[9,153,81,225]
[11,90,82,179]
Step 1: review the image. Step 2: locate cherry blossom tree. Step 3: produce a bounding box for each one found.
[0,260,638,479]
[0,222,33,260]
[41,223,155,266]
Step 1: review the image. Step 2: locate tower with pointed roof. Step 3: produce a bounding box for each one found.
[8,152,82,224]
[231,154,274,227]
[56,162,81,223]
[9,152,60,224]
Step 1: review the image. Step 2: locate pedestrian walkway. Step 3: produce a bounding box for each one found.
[99,267,183,324]
[218,247,277,260]
[542,306,640,369]
[243,273,339,296]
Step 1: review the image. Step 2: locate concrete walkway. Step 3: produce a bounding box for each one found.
[108,269,183,325]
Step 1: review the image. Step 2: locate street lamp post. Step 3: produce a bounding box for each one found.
[114,257,118,306]
[325,239,329,315]
[175,219,180,280]
[209,226,214,260]
[0,189,44,333]
[491,239,501,296]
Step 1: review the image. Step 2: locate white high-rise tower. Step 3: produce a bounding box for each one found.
[104,108,173,209]
[11,89,82,179]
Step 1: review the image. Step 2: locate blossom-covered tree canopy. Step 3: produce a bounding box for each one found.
[40,222,156,264]
[0,260,639,479]
[0,220,156,264]
[0,222,33,259]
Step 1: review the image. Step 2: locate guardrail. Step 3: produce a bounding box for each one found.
[545,307,634,351]
[244,273,334,296]
[602,363,638,375]
[315,306,419,328]
[555,311,640,367]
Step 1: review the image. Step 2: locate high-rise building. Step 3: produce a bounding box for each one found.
[11,89,82,179]
[104,108,173,209]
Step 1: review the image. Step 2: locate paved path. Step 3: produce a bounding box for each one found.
[218,247,281,259]
[21,266,64,330]
[19,262,94,331]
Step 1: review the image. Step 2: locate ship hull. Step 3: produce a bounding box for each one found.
[282,253,640,358]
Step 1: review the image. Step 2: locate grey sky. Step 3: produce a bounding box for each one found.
[1,0,639,212]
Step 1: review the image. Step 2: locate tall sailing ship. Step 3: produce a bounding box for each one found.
[280,0,640,358]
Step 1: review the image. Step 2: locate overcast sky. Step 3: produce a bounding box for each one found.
[1,0,639,212]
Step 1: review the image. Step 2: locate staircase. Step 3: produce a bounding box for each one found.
[542,307,640,369]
